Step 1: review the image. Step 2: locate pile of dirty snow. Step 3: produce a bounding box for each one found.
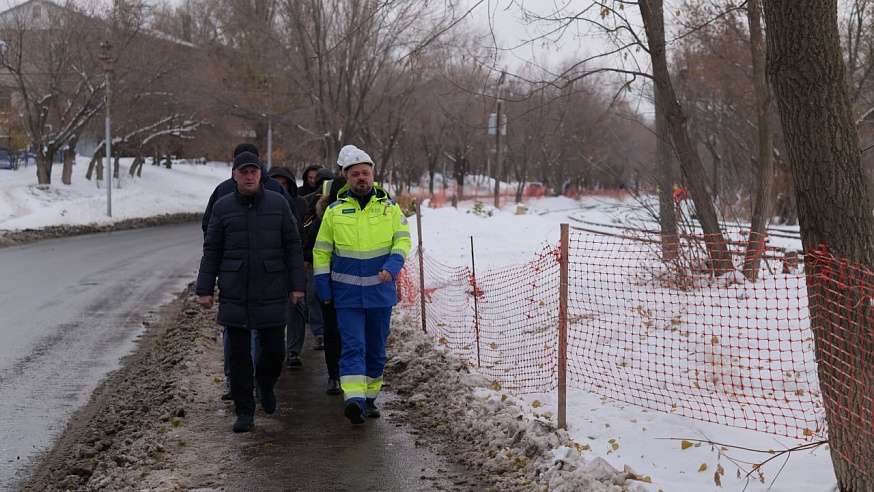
[384,311,650,491]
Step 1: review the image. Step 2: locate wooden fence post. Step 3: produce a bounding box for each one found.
[416,201,426,333]
[558,223,569,430]
[471,236,481,368]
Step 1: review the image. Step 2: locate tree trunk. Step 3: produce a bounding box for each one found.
[742,0,775,281]
[702,134,722,201]
[655,83,678,262]
[764,2,874,490]
[61,137,77,186]
[129,153,144,177]
[425,145,438,196]
[35,148,55,186]
[639,0,733,275]
[453,148,466,200]
[86,146,105,181]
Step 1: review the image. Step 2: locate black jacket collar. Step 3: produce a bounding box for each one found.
[234,185,265,205]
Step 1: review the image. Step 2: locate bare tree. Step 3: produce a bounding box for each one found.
[764,2,874,490]
[276,0,459,167]
[639,0,733,274]
[841,0,874,202]
[0,1,106,186]
[492,1,731,272]
[741,0,775,281]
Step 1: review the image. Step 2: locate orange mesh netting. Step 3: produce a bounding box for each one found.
[805,247,874,474]
[399,230,829,440]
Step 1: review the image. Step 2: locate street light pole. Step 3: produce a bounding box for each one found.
[101,40,112,217]
[267,116,272,168]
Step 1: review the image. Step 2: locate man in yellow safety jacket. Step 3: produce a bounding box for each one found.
[312,146,411,424]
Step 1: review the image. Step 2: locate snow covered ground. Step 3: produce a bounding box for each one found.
[0,159,837,491]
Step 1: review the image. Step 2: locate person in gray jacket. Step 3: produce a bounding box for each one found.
[196,151,306,433]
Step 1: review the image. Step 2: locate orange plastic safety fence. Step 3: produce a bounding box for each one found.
[399,231,831,440]
[805,248,874,477]
[563,232,820,439]
[400,244,561,392]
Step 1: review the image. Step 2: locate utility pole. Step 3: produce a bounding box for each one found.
[101,40,112,217]
[493,71,506,209]
[493,97,502,209]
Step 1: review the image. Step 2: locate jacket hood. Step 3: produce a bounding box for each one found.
[301,164,323,181]
[300,164,327,196]
[314,168,335,189]
[268,166,299,196]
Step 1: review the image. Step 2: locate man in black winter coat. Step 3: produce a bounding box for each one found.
[202,143,293,402]
[196,152,306,433]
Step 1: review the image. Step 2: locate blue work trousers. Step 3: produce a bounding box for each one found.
[337,307,392,408]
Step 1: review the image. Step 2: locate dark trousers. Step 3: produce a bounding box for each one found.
[319,302,341,379]
[285,298,307,354]
[228,325,285,417]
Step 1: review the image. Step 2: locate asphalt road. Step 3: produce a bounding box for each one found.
[0,224,203,489]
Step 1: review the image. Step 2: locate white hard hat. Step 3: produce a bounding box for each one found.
[339,148,374,172]
[337,145,358,167]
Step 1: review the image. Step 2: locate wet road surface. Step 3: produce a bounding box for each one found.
[217,343,485,492]
[0,224,202,488]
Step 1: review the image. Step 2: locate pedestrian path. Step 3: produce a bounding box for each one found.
[217,342,483,491]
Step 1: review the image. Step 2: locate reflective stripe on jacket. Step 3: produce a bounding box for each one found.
[313,184,411,308]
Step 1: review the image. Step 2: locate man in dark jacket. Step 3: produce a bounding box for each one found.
[202,143,292,401]
[196,151,306,433]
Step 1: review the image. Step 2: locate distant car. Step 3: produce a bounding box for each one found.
[0,149,14,170]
